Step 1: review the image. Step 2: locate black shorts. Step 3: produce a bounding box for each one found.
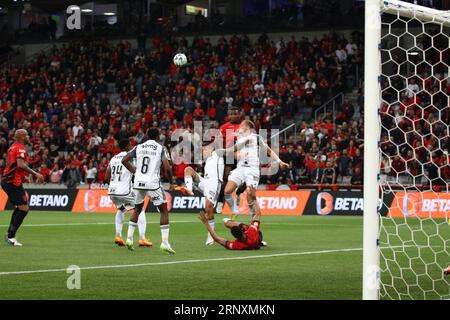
[1,182,28,206]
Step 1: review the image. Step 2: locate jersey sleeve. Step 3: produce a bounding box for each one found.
[15,146,27,160]
[225,240,247,250]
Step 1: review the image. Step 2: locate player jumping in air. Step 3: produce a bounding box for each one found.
[198,199,263,250]
[217,106,244,216]
[224,120,289,220]
[121,128,176,254]
[105,139,151,248]
[1,129,43,246]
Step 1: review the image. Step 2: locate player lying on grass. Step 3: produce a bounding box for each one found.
[104,138,151,248]
[198,192,264,250]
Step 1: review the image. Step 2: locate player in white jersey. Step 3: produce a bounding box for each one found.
[121,128,176,254]
[224,120,289,220]
[181,141,225,245]
[105,139,151,248]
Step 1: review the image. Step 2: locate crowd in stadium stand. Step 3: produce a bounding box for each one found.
[379,28,450,187]
[0,31,373,188]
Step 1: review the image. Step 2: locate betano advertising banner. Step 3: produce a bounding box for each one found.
[4,189,78,211]
[222,190,311,216]
[303,191,395,216]
[388,191,450,218]
[0,189,8,211]
[72,189,150,213]
[0,188,447,218]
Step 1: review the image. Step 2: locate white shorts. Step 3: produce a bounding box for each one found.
[198,177,221,206]
[109,192,135,211]
[229,166,260,189]
[134,187,167,207]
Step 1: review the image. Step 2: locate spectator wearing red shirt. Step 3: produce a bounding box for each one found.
[39,163,51,183]
[193,102,205,120]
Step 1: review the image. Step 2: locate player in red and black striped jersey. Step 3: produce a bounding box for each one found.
[1,129,43,246]
[198,199,264,250]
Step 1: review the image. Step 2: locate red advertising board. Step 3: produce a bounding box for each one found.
[388,191,450,218]
[222,190,310,216]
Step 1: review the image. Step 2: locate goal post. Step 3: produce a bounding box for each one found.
[363,0,450,300]
[363,0,382,301]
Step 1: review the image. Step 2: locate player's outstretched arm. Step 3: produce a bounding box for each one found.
[122,149,136,174]
[17,158,43,182]
[259,137,290,170]
[199,211,227,247]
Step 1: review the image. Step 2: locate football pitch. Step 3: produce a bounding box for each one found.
[0,211,366,300]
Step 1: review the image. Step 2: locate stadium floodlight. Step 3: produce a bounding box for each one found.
[364,0,450,300]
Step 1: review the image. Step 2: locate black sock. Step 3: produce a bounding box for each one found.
[7,208,28,239]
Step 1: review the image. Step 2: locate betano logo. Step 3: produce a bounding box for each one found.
[223,190,310,216]
[316,192,334,215]
[30,194,69,207]
[315,192,379,215]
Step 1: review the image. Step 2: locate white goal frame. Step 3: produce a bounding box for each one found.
[363,0,450,300]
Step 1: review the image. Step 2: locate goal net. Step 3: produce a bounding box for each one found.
[364,0,450,300]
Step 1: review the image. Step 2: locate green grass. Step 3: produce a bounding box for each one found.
[0,212,447,300]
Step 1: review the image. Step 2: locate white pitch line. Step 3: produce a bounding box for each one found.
[0,247,363,276]
[0,221,195,228]
[0,221,350,228]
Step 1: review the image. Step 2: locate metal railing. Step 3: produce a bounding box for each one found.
[271,122,297,145]
[314,92,344,121]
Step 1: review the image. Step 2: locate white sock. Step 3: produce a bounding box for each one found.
[185,176,193,191]
[224,194,236,214]
[160,224,170,244]
[207,219,215,242]
[127,221,137,242]
[137,210,147,240]
[115,209,125,237]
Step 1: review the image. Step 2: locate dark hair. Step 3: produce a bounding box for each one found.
[119,139,130,151]
[231,226,244,241]
[147,127,160,140]
[228,106,239,113]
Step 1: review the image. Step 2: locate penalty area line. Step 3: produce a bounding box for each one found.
[0,247,364,276]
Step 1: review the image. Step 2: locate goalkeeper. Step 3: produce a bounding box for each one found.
[198,188,263,250]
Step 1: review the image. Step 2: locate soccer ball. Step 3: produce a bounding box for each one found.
[173,53,187,66]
